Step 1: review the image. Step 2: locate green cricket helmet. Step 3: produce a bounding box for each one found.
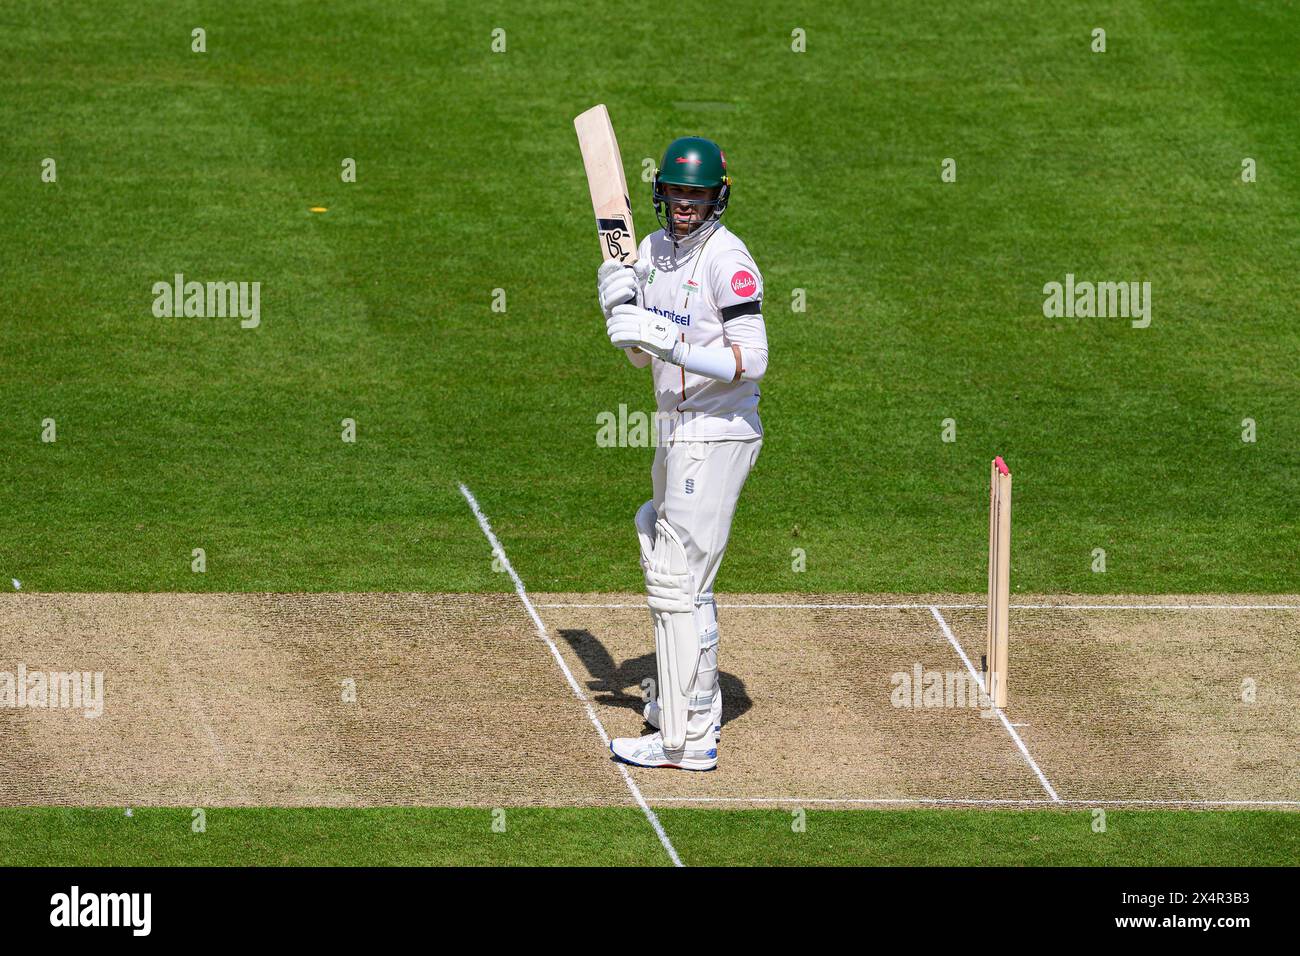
[653,136,732,235]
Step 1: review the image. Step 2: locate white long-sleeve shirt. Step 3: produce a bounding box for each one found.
[633,222,768,442]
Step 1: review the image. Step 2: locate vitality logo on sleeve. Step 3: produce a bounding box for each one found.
[730,270,757,297]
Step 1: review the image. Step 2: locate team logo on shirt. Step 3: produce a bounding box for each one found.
[682,279,701,295]
[730,270,757,297]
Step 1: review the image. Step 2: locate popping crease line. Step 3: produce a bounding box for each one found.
[652,798,1300,806]
[534,602,1300,611]
[930,606,1061,802]
[458,482,683,868]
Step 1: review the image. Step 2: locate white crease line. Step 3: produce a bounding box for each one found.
[536,603,985,609]
[1010,604,1300,611]
[930,606,1060,802]
[458,483,682,868]
[650,797,1300,807]
[535,602,1300,611]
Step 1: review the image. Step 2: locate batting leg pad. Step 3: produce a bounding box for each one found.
[643,597,721,741]
[688,597,719,743]
[643,518,720,750]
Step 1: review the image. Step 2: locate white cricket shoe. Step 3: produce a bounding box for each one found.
[610,732,717,772]
[644,693,722,742]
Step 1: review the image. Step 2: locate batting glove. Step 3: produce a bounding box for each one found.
[597,260,638,319]
[597,259,653,318]
[607,304,683,363]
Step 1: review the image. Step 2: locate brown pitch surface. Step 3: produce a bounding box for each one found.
[0,592,1295,808]
[0,593,625,806]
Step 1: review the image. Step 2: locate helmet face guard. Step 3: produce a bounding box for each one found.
[652,182,730,236]
[652,136,731,240]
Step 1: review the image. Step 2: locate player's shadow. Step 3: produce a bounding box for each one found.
[558,628,751,732]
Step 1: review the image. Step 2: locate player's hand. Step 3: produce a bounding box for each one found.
[597,260,638,319]
[607,304,681,363]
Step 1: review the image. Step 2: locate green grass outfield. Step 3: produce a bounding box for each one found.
[1,808,1296,867]
[1,0,1296,594]
[1,1,1297,865]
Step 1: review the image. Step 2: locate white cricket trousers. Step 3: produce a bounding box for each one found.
[650,437,762,597]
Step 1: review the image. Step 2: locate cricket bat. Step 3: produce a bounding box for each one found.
[574,104,638,264]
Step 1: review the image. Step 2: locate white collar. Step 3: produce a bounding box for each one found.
[669,218,722,257]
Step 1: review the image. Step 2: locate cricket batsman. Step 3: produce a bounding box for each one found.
[597,135,768,771]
